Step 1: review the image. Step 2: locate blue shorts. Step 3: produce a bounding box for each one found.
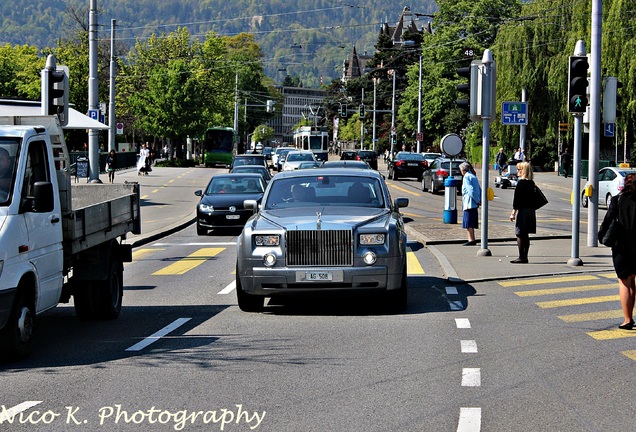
[462,208,478,229]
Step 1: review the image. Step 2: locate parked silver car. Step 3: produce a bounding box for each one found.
[421,158,466,194]
[236,168,410,312]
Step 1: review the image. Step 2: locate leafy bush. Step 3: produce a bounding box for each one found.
[154,159,196,168]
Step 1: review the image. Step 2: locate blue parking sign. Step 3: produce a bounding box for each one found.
[88,109,99,120]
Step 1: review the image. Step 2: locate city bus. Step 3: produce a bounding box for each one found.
[292,126,329,162]
[202,127,236,167]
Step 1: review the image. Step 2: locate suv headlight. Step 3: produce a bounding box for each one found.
[198,203,214,213]
[255,235,280,246]
[359,234,385,245]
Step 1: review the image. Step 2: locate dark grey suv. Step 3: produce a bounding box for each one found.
[356,150,378,170]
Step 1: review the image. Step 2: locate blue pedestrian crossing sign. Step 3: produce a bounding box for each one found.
[604,123,615,137]
[501,101,528,125]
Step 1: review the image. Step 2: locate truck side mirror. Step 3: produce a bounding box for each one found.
[33,181,54,212]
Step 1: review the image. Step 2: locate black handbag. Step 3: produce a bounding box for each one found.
[532,185,548,209]
[599,196,622,247]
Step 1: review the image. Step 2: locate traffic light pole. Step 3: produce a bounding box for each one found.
[588,2,603,247]
[569,113,584,266]
[88,0,100,182]
[477,50,494,257]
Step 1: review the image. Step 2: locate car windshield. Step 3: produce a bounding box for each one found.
[287,153,315,162]
[234,156,263,166]
[206,177,264,194]
[440,161,464,171]
[264,175,384,209]
[0,139,19,205]
[397,153,424,161]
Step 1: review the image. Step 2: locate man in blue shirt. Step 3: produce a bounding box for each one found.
[460,162,481,246]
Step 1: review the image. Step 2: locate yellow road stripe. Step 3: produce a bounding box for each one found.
[152,247,225,275]
[388,184,421,197]
[152,189,160,193]
[599,272,618,279]
[515,283,615,297]
[622,350,636,361]
[141,195,149,199]
[587,329,636,340]
[407,252,425,275]
[536,295,619,309]
[558,309,624,323]
[498,275,598,287]
[132,248,165,261]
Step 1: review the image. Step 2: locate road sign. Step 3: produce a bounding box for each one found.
[604,122,615,137]
[559,122,569,131]
[116,122,124,135]
[88,109,99,121]
[501,101,528,125]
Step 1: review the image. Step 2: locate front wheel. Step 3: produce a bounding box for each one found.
[236,268,264,312]
[581,193,588,208]
[0,292,34,360]
[606,193,613,209]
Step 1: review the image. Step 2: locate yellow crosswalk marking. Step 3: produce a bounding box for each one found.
[622,350,636,361]
[499,275,598,287]
[536,295,619,308]
[587,329,636,340]
[152,247,225,275]
[515,283,615,297]
[598,272,618,279]
[407,251,425,275]
[132,248,165,261]
[558,309,624,323]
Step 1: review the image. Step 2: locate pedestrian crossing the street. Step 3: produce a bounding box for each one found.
[498,273,636,361]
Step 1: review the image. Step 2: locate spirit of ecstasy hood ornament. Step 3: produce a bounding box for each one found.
[316,211,322,230]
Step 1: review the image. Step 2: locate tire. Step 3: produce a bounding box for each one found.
[197,223,207,236]
[606,193,613,209]
[392,170,398,181]
[0,291,34,360]
[75,260,123,320]
[236,267,264,312]
[421,178,427,192]
[386,263,407,312]
[98,260,124,319]
[430,182,437,194]
[581,193,588,208]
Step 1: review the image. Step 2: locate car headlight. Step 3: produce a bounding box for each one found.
[359,234,385,245]
[198,203,214,213]
[255,235,280,246]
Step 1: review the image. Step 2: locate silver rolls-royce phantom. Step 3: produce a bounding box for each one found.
[236,168,409,312]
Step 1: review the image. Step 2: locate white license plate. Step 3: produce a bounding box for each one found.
[454,175,462,180]
[304,271,332,281]
[226,215,240,220]
[407,163,418,167]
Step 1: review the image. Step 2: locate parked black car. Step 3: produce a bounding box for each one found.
[387,152,428,181]
[356,150,378,170]
[340,150,357,160]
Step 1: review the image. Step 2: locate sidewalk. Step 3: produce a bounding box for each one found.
[403,169,614,283]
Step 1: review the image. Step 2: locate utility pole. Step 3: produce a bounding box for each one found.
[107,19,116,152]
[88,0,100,181]
[416,55,422,153]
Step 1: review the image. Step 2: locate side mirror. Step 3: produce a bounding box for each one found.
[194,190,203,197]
[394,197,409,209]
[244,199,259,213]
[33,181,54,213]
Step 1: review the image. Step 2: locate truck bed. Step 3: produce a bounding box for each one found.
[63,182,141,255]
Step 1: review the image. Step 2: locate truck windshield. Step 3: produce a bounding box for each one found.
[0,139,19,205]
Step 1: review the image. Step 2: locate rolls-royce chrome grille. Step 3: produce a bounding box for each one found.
[286,230,353,266]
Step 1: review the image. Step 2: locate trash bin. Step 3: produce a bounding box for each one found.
[443,177,459,224]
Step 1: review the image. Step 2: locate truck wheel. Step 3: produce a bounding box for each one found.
[0,292,34,360]
[236,269,263,312]
[98,260,123,319]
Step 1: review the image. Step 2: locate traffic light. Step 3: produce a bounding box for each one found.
[567,56,589,113]
[41,55,69,126]
[340,103,347,118]
[359,104,365,118]
[455,61,480,118]
[603,76,623,123]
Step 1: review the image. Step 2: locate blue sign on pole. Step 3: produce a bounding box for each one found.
[604,123,615,137]
[88,109,99,121]
[501,101,528,125]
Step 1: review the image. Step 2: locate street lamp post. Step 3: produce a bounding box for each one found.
[390,69,396,158]
[417,55,422,153]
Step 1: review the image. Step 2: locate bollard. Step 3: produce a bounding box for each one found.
[443,177,459,224]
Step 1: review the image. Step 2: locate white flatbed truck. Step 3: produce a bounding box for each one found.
[0,115,140,359]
